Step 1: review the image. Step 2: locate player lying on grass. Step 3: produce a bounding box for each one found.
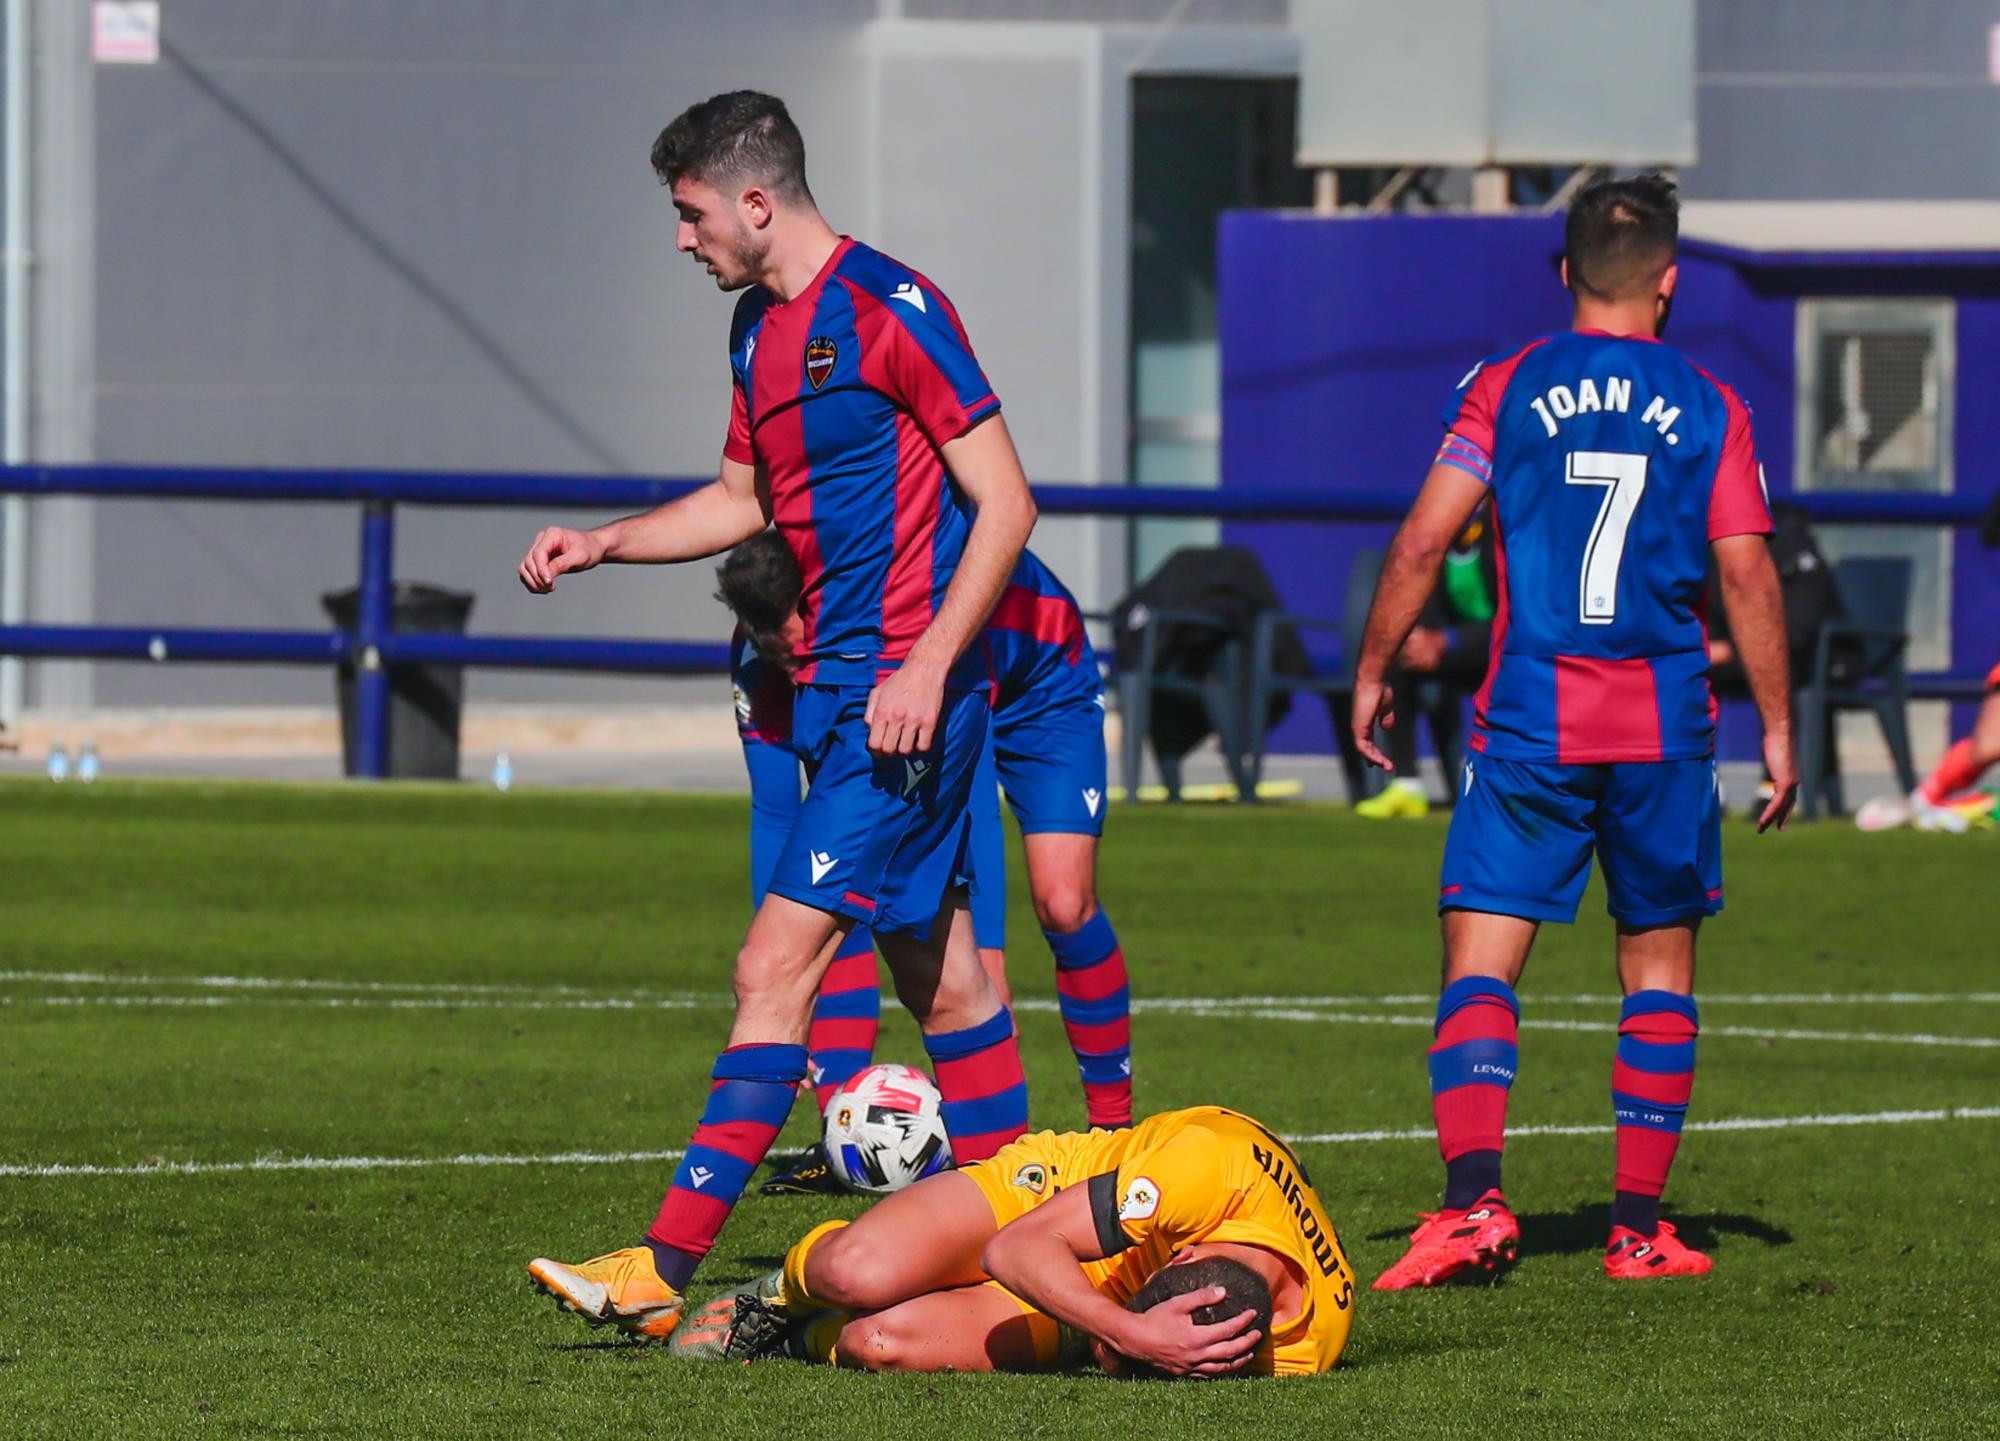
[1352,175,1796,1289]
[719,531,1134,1199]
[670,1106,1354,1375]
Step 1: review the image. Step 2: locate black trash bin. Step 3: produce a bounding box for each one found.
[322,583,476,779]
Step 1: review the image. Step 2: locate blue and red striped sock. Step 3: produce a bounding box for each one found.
[644,1042,806,1290]
[1611,990,1698,1237]
[1044,909,1133,1128]
[1429,976,1520,1209]
[922,1007,1029,1164]
[807,931,880,1112]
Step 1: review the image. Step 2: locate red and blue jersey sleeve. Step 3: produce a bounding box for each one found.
[1435,343,1548,485]
[854,273,1001,450]
[723,378,754,465]
[1705,380,1774,540]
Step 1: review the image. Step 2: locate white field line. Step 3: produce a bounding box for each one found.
[5,984,1999,1048]
[6,968,2000,1011]
[1218,1006,2000,1049]
[1293,1105,2000,1145]
[8,1106,1998,1181]
[5,970,2000,1010]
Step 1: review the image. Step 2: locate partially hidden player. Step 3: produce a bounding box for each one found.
[717,530,1134,1195]
[516,91,1037,1340]
[670,1106,1354,1376]
[1350,175,1797,1287]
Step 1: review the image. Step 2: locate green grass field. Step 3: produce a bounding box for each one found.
[1,778,1995,1438]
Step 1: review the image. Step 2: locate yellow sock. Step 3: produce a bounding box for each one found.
[796,1309,853,1367]
[780,1218,850,1313]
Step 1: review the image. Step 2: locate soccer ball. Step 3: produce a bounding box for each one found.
[821,1063,954,1194]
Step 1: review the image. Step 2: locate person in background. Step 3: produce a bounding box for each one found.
[1355,504,1497,819]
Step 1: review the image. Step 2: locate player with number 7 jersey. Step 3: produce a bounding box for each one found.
[1350,175,1797,1291]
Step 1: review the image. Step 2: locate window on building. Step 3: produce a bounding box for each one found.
[1794,298,1954,669]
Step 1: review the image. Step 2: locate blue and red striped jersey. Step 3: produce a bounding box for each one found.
[985,550,1101,720]
[1436,329,1773,764]
[724,237,1001,688]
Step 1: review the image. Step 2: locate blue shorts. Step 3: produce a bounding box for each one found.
[766,684,990,939]
[1439,755,1723,927]
[992,693,1109,837]
[969,733,1008,951]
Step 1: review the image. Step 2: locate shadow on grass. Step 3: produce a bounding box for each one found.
[1518,1203,1793,1256]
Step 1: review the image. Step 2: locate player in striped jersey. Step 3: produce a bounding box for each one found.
[1352,176,1796,1287]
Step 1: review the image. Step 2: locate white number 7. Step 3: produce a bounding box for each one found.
[1565,450,1648,625]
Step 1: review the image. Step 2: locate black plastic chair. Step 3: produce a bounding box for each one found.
[1242,548,1391,803]
[1795,556,1920,820]
[1114,606,1250,801]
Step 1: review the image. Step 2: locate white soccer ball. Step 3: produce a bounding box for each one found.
[821,1063,954,1194]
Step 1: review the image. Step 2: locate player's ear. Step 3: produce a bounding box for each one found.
[1559,257,1571,293]
[741,184,776,231]
[1658,263,1679,301]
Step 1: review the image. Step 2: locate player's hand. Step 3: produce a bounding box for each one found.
[1758,733,1798,833]
[1112,1287,1261,1378]
[865,662,945,756]
[1350,678,1397,770]
[518,526,607,594]
[1396,627,1449,672]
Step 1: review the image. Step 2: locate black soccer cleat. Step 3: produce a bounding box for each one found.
[760,1142,844,1196]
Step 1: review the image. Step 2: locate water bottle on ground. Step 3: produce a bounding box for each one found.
[77,738,100,784]
[492,750,513,793]
[46,737,70,783]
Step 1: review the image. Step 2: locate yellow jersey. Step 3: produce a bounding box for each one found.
[965,1106,1356,1375]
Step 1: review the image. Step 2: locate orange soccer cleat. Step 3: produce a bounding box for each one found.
[527,1245,685,1340]
[1372,1191,1520,1290]
[1604,1220,1712,1279]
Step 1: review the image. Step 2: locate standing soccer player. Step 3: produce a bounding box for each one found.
[719,532,1136,1156]
[515,91,1038,1340]
[1352,176,1797,1287]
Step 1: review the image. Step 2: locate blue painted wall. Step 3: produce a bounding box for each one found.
[1218,211,2000,759]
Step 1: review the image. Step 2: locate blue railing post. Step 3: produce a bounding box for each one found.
[354,499,396,779]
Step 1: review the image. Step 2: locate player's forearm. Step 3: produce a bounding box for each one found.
[1715,538,1793,742]
[903,484,1035,678]
[981,1230,1141,1355]
[1356,528,1450,685]
[597,479,766,565]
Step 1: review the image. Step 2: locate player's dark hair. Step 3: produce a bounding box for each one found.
[1565,173,1679,302]
[1116,1257,1273,1381]
[651,90,813,203]
[715,529,803,664]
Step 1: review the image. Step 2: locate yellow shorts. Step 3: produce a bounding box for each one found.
[961,1129,1113,1368]
[961,1126,1110,1231]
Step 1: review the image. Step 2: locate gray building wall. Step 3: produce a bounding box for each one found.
[20,0,1998,714]
[1686,0,2000,200]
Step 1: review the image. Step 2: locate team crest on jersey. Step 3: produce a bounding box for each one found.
[805,335,838,390]
[1013,1163,1048,1195]
[1119,1175,1160,1222]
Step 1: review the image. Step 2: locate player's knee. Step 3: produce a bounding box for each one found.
[1031,882,1096,936]
[833,1313,915,1371]
[804,1230,900,1311]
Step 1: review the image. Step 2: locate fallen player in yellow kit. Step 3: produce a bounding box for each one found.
[672,1106,1356,1377]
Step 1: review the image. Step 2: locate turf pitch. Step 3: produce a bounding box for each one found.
[1,778,1995,1438]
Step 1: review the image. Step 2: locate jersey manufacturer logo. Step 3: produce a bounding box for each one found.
[902,758,929,796]
[889,282,928,313]
[732,683,752,727]
[1012,1163,1048,1195]
[1456,360,1484,390]
[810,851,838,884]
[1463,761,1475,797]
[1119,1176,1160,1222]
[805,335,837,390]
[742,332,757,367]
[1082,787,1102,817]
[689,1166,715,1189]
